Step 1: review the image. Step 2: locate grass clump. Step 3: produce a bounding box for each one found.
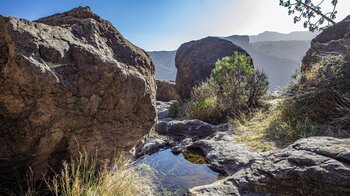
[233,96,317,151]
[7,150,155,196]
[47,151,154,196]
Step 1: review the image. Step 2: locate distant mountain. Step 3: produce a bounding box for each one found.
[148,31,317,90]
[250,31,318,42]
[148,51,176,80]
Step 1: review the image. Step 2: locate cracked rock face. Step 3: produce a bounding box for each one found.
[156,80,179,101]
[188,137,350,196]
[0,7,156,182]
[175,37,250,100]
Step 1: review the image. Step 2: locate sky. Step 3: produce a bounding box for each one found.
[0,0,349,51]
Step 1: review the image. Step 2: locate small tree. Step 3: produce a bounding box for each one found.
[211,52,269,117]
[280,0,338,31]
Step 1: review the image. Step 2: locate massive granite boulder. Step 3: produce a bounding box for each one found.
[188,137,350,195]
[156,80,179,101]
[175,37,250,99]
[300,15,350,94]
[0,7,156,182]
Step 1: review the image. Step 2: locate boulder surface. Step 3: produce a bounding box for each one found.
[0,7,156,182]
[156,80,179,101]
[175,37,250,99]
[188,137,350,195]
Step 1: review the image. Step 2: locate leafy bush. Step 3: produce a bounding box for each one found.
[183,52,269,123]
[211,52,268,115]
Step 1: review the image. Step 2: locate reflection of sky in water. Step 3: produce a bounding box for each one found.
[136,149,221,195]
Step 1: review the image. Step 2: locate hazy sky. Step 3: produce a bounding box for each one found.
[0,0,349,51]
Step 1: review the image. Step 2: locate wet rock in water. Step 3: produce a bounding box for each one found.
[157,101,175,121]
[187,129,262,176]
[188,137,350,195]
[171,138,193,154]
[156,80,179,101]
[135,136,167,158]
[175,37,250,100]
[0,6,156,182]
[156,120,232,139]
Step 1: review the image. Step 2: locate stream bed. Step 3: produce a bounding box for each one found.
[135,148,223,195]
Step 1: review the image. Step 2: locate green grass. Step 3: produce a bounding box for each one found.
[232,98,316,151]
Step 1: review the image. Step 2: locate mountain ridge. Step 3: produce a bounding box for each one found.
[149,31,317,90]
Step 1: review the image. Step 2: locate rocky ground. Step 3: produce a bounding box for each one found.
[137,101,350,196]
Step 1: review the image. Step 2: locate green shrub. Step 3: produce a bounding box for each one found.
[182,52,269,123]
[211,52,268,116]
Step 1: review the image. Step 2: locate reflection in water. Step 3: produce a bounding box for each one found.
[135,149,222,195]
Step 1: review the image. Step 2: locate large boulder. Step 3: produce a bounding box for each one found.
[300,15,350,94]
[0,7,156,182]
[156,80,179,101]
[175,37,250,99]
[188,137,350,195]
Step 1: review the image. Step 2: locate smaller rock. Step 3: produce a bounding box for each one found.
[135,136,167,158]
[156,80,180,101]
[156,120,232,138]
[187,130,262,175]
[171,138,193,154]
[156,101,175,121]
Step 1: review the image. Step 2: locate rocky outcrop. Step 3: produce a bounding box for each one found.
[0,7,156,182]
[188,137,350,195]
[175,37,250,99]
[156,80,179,101]
[300,15,350,94]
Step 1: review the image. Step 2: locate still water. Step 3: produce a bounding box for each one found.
[136,148,223,195]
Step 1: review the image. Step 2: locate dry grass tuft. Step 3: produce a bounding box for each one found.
[6,150,155,196]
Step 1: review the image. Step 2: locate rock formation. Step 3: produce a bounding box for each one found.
[156,80,179,101]
[188,137,350,195]
[294,15,350,133]
[300,15,350,94]
[175,37,250,99]
[0,6,156,182]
